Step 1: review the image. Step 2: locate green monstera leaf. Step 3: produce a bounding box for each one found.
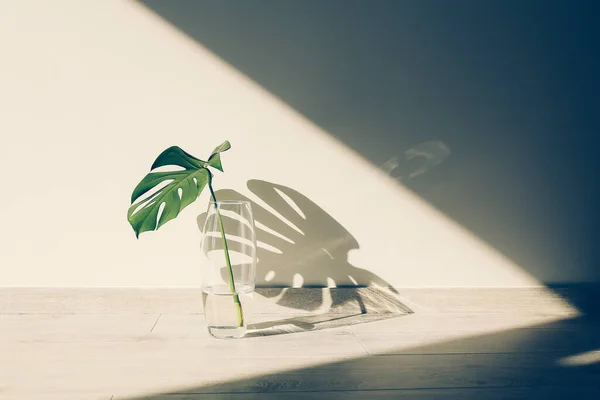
[127,141,231,238]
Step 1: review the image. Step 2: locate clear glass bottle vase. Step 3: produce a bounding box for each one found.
[200,200,257,339]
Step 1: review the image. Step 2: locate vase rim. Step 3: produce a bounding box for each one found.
[209,200,251,205]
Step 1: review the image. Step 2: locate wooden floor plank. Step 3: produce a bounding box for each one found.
[142,353,600,394]
[5,344,599,398]
[151,312,579,339]
[355,318,600,355]
[350,312,570,332]
[0,313,159,343]
[114,386,600,400]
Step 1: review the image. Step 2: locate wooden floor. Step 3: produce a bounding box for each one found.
[1,287,599,399]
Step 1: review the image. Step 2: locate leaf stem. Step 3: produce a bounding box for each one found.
[207,174,244,327]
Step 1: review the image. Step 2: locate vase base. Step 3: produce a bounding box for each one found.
[208,325,247,339]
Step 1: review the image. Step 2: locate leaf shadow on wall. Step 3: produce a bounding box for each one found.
[197,179,412,336]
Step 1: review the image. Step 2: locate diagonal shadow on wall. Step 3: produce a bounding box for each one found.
[142,0,600,296]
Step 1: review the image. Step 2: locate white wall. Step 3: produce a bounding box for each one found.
[0,0,596,287]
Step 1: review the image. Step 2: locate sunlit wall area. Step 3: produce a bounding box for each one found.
[0,0,596,288]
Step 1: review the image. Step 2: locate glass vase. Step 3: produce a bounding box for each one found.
[200,200,257,339]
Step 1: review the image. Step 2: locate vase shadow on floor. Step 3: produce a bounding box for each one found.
[246,286,413,337]
[197,180,413,334]
[245,312,407,338]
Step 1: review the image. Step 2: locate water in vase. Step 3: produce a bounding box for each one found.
[202,283,254,339]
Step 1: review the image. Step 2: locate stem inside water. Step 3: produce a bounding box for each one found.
[208,175,244,327]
